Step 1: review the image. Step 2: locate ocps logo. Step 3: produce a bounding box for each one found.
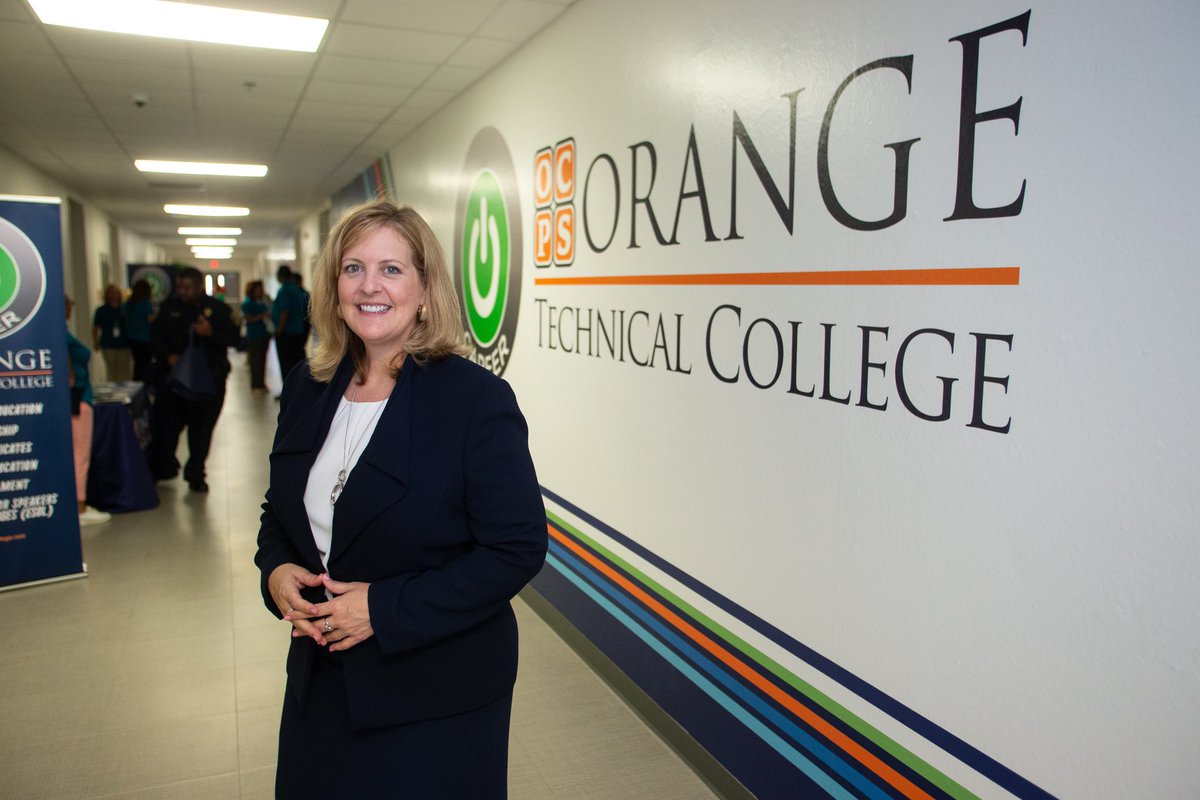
[454,128,523,377]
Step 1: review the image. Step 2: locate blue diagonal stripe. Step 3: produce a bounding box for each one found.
[545,551,861,800]
[549,541,892,800]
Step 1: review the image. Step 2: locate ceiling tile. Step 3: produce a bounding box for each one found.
[66,59,190,93]
[189,42,317,79]
[324,23,464,64]
[192,71,307,101]
[194,93,298,120]
[445,36,517,69]
[42,27,189,67]
[0,0,34,22]
[401,88,456,112]
[0,19,53,54]
[341,0,504,35]
[424,64,484,92]
[312,55,435,88]
[483,0,568,42]
[301,79,410,106]
[294,99,394,124]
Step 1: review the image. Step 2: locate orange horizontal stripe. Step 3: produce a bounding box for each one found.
[535,266,1019,287]
[0,370,53,377]
[547,524,934,800]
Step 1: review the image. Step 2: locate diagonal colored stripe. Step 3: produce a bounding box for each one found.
[550,539,897,800]
[534,266,1019,287]
[548,523,935,800]
[545,505,981,800]
[545,551,860,800]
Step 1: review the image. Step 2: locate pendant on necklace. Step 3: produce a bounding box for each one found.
[330,469,347,506]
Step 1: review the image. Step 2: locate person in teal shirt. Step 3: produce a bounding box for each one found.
[271,265,309,380]
[92,285,131,382]
[123,279,154,382]
[241,280,271,394]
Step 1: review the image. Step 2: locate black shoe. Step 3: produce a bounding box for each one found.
[188,478,209,493]
[152,469,178,482]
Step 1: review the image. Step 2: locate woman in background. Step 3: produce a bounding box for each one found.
[124,279,154,383]
[255,200,546,798]
[241,280,270,394]
[92,284,130,382]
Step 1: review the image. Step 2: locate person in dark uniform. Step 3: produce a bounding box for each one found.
[150,267,238,492]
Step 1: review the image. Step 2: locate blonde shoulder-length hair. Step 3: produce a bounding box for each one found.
[307,200,472,383]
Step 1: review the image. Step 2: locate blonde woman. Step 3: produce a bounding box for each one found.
[255,201,546,798]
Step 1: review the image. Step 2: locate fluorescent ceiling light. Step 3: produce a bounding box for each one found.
[165,204,249,217]
[266,248,297,260]
[137,160,267,178]
[185,238,237,246]
[191,247,234,258]
[29,1,328,53]
[178,226,241,235]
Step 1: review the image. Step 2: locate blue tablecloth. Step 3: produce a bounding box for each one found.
[87,387,158,513]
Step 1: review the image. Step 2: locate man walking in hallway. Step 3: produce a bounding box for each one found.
[149,267,238,492]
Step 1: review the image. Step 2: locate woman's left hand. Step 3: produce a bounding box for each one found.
[310,574,374,652]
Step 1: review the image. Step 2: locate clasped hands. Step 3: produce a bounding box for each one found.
[268,563,373,652]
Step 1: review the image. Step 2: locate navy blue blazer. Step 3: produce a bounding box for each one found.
[255,354,547,730]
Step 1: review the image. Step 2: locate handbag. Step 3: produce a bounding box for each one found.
[168,330,217,401]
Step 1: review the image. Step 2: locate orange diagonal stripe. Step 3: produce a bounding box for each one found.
[548,524,933,800]
[535,266,1019,287]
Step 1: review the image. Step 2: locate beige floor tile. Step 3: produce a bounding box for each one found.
[237,765,276,799]
[100,666,236,733]
[85,714,238,796]
[233,659,287,714]
[0,733,93,799]
[87,772,240,800]
[235,706,280,771]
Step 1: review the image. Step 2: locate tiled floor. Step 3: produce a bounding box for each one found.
[0,356,718,799]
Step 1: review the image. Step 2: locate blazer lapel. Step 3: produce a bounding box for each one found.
[271,359,355,568]
[329,355,413,562]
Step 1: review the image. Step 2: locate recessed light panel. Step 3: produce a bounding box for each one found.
[137,160,267,177]
[165,204,249,217]
[30,0,328,53]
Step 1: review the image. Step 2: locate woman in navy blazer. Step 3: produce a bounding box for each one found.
[255,201,546,798]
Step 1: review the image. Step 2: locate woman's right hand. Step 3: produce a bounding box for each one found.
[267,563,324,642]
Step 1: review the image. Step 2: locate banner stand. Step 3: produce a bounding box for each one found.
[0,195,86,591]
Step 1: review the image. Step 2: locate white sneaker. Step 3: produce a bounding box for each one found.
[79,506,112,526]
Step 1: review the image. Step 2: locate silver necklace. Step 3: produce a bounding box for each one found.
[330,387,386,506]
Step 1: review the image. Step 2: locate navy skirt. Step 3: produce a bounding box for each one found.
[275,651,512,798]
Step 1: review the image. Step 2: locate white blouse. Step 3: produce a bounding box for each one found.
[303,395,387,576]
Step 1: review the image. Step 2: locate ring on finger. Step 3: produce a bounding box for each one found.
[322,618,333,633]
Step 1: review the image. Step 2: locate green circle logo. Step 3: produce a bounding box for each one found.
[0,216,48,341]
[461,170,510,348]
[453,127,524,376]
[0,244,19,312]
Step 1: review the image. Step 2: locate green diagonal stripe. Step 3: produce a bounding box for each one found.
[546,509,980,800]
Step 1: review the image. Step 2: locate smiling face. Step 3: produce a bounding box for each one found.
[338,224,425,363]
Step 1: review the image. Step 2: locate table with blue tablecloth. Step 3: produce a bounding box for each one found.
[87,381,158,512]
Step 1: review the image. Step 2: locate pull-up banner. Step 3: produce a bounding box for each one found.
[0,195,84,590]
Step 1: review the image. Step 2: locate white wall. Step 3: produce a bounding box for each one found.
[344,2,1196,797]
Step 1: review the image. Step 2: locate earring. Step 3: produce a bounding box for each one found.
[417,303,428,323]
